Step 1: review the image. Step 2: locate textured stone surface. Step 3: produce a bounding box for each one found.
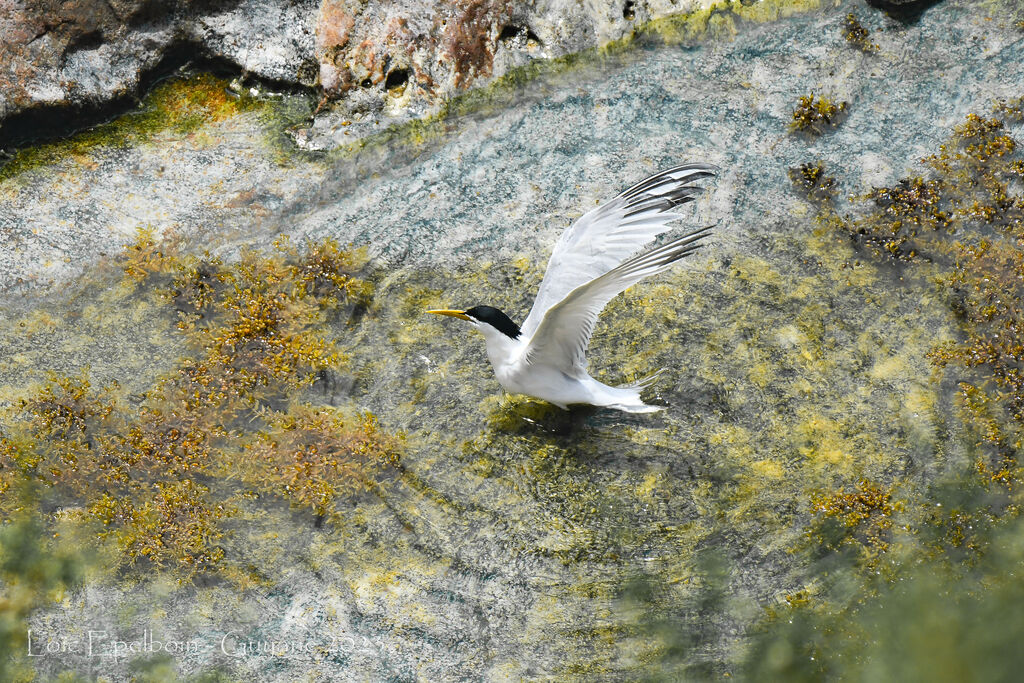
[3,0,1024,680]
[303,0,709,148]
[0,0,715,148]
[0,0,317,131]
[189,0,320,84]
[0,0,175,119]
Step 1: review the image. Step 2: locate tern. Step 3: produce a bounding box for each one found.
[428,163,716,413]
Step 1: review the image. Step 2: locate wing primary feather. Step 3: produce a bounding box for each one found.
[617,245,705,280]
[619,164,718,200]
[519,164,717,340]
[522,224,715,374]
[612,241,708,280]
[622,190,701,218]
[660,184,710,204]
[616,225,714,271]
[619,163,716,197]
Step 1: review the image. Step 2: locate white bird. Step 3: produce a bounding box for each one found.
[428,163,716,413]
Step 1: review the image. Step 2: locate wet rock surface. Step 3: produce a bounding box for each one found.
[303,0,712,149]
[2,0,1024,680]
[0,0,713,149]
[0,0,318,131]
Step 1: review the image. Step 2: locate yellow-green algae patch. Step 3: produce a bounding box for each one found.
[0,73,296,184]
[0,233,397,584]
[644,0,823,43]
[0,506,85,683]
[797,100,1024,508]
[981,0,1024,28]
[741,102,1024,678]
[0,186,966,677]
[325,201,962,674]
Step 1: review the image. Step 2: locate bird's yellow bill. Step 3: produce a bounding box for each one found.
[427,309,471,321]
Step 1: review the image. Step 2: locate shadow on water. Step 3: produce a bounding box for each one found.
[486,398,599,436]
[865,0,947,24]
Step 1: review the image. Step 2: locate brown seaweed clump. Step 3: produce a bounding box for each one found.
[790,94,848,136]
[854,176,952,259]
[834,109,1020,261]
[245,406,399,524]
[842,14,879,53]
[0,236,397,579]
[789,161,838,204]
[811,479,901,565]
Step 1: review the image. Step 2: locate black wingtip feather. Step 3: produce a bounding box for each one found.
[619,163,717,201]
[616,224,715,276]
[621,184,709,219]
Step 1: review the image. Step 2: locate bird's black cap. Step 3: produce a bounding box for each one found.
[465,306,521,339]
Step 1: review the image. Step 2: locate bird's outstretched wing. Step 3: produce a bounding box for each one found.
[519,163,716,339]
[523,226,713,376]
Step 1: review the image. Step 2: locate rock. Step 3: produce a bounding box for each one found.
[187,0,320,84]
[0,0,714,149]
[0,0,317,141]
[5,1,1024,680]
[0,0,175,121]
[865,0,946,22]
[866,0,940,5]
[303,0,712,148]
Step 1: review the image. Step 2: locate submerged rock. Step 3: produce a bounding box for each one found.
[2,0,1023,680]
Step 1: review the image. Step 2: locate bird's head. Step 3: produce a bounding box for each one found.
[427,305,521,341]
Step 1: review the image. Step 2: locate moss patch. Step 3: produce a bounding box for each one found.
[745,98,1024,679]
[0,73,296,183]
[0,233,396,580]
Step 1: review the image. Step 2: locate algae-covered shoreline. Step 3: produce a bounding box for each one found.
[3,0,1024,680]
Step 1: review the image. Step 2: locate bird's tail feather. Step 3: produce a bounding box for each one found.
[619,367,667,391]
[610,400,665,414]
[606,369,667,413]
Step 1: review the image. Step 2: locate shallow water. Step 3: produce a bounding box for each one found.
[4,0,1023,679]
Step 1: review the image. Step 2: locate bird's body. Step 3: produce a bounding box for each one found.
[429,163,716,413]
[470,310,665,412]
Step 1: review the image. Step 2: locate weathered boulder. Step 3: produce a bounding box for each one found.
[303,0,709,148]
[0,0,317,135]
[0,0,710,148]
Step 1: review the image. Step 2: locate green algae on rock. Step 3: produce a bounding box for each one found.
[753,98,1024,681]
[0,234,398,581]
[744,505,1024,681]
[804,101,1024,502]
[3,0,1024,679]
[0,73,270,184]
